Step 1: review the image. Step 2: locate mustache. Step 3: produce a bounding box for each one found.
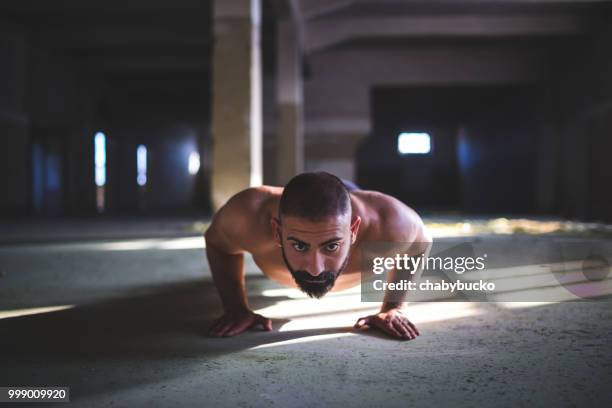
[290,270,336,283]
[279,242,349,298]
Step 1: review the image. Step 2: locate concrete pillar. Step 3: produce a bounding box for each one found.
[210,0,263,210]
[0,22,29,215]
[276,20,304,185]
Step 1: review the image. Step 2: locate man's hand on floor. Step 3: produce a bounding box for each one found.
[209,308,273,337]
[354,308,420,340]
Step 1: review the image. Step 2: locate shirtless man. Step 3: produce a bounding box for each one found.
[205,172,432,340]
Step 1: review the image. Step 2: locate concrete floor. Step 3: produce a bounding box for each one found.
[0,220,611,407]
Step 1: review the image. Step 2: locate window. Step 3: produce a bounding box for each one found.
[94,132,106,186]
[188,151,200,175]
[136,145,147,186]
[397,132,431,155]
[94,132,107,213]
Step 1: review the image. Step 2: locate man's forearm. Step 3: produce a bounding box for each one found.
[206,242,249,312]
[380,268,409,312]
[380,242,432,312]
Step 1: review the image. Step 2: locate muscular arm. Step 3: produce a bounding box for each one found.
[380,234,432,313]
[205,240,249,313]
[382,199,432,311]
[355,196,432,340]
[204,189,272,336]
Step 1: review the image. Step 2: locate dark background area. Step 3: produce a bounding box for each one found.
[359,84,541,214]
[1,0,611,221]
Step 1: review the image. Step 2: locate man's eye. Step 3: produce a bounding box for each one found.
[326,243,340,252]
[293,243,307,252]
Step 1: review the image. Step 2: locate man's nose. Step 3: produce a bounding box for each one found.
[307,252,326,277]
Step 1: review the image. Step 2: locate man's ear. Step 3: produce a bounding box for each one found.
[271,217,282,247]
[350,215,362,244]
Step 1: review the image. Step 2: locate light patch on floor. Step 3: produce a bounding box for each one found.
[261,285,361,299]
[497,302,559,309]
[94,236,206,251]
[5,236,206,253]
[0,305,74,320]
[249,332,357,350]
[255,293,484,334]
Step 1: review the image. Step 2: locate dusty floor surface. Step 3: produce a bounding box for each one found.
[0,222,611,407]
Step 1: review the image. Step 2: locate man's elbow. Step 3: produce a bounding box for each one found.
[204,226,242,256]
[204,227,221,252]
[204,227,212,243]
[422,227,433,246]
[413,223,432,256]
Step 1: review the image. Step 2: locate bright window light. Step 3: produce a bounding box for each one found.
[188,151,200,175]
[94,132,106,186]
[136,145,147,186]
[398,132,431,155]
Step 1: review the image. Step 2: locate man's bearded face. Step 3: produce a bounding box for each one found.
[281,246,350,298]
[277,215,352,299]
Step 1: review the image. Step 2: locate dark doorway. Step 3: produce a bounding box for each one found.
[357,85,542,214]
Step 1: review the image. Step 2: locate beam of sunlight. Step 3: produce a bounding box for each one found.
[408,302,482,324]
[256,294,482,331]
[156,237,206,250]
[14,237,207,253]
[261,285,361,299]
[363,267,610,303]
[424,217,612,238]
[250,302,483,350]
[261,288,306,298]
[446,261,612,302]
[426,223,474,238]
[498,302,559,309]
[259,260,609,315]
[94,237,205,251]
[0,305,74,320]
[462,261,585,281]
[279,310,379,332]
[488,279,612,302]
[254,294,373,319]
[250,333,356,350]
[276,302,482,332]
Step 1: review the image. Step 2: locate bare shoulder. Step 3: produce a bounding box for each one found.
[355,190,430,244]
[205,186,279,253]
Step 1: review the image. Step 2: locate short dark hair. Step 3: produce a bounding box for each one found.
[279,172,351,221]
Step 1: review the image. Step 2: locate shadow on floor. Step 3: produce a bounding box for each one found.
[0,277,360,401]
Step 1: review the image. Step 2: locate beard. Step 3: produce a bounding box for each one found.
[280,245,350,299]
